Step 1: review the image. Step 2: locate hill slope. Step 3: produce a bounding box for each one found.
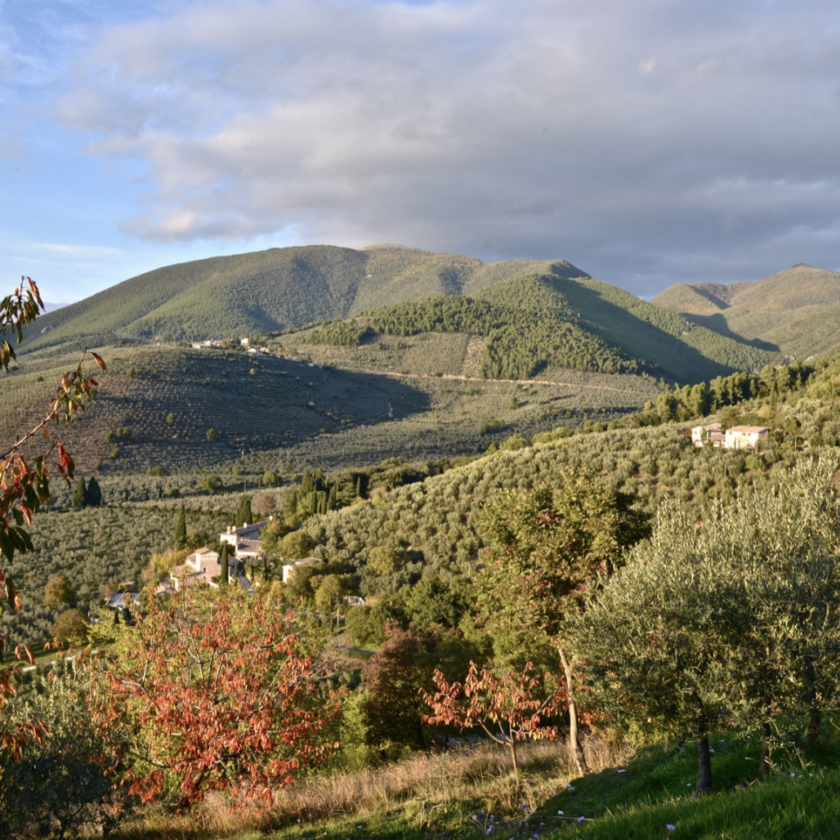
[24,245,587,352]
[291,271,780,383]
[652,264,840,359]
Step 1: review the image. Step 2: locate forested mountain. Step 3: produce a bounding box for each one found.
[22,245,583,352]
[292,271,780,383]
[24,243,786,384]
[652,263,840,359]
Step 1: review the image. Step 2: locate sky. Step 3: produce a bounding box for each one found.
[2,0,840,304]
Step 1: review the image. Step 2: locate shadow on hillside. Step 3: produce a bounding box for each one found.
[90,351,434,473]
[681,313,780,353]
[557,282,763,382]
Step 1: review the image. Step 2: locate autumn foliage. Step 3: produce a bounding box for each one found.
[0,277,104,760]
[422,661,565,784]
[91,587,341,811]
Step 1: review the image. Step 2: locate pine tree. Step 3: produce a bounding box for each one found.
[174,504,187,550]
[85,476,102,507]
[72,478,87,511]
[220,543,230,588]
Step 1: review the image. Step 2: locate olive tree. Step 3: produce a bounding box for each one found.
[572,456,840,794]
[476,470,649,774]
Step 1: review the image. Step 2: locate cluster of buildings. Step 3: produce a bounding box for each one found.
[690,423,770,450]
[166,520,326,592]
[168,521,270,591]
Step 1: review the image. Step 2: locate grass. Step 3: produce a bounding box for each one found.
[112,728,840,840]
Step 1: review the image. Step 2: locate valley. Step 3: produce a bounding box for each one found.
[2,250,840,840]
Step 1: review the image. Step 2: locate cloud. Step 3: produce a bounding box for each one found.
[51,0,840,294]
[638,57,657,76]
[37,242,123,258]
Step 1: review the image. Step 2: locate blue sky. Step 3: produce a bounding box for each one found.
[2,0,840,304]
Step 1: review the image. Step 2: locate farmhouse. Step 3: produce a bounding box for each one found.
[691,423,769,450]
[220,520,269,562]
[691,423,724,447]
[724,425,770,449]
[171,547,227,590]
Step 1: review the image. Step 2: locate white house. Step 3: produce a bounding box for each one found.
[691,423,769,450]
[171,547,227,590]
[282,556,324,584]
[691,423,724,447]
[220,521,269,561]
[724,425,769,450]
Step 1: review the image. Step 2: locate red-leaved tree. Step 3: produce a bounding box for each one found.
[422,661,564,786]
[0,277,104,759]
[91,586,341,812]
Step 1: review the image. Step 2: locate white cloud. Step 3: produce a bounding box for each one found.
[46,0,840,293]
[37,242,124,257]
[638,57,657,75]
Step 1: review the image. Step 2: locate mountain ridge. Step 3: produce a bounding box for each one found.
[652,264,840,359]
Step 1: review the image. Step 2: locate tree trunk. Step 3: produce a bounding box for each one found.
[808,707,822,748]
[695,734,712,797]
[559,646,588,776]
[509,736,520,790]
[805,656,821,747]
[758,721,772,779]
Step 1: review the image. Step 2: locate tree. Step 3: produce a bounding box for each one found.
[50,608,90,648]
[278,529,314,559]
[44,574,76,609]
[477,471,649,774]
[0,277,103,759]
[235,494,253,528]
[85,475,102,507]
[90,587,340,812]
[219,542,230,588]
[201,474,222,495]
[252,493,276,519]
[71,477,87,510]
[0,665,125,839]
[300,468,315,496]
[173,504,187,550]
[422,661,563,787]
[571,457,840,794]
[314,574,346,625]
[361,622,473,754]
[367,545,401,576]
[403,576,473,630]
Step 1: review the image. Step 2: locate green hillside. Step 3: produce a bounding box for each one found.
[0,342,660,478]
[290,271,780,383]
[653,264,840,359]
[23,245,589,352]
[23,242,782,383]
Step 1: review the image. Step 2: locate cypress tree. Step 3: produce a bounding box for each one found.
[327,482,337,511]
[220,542,230,588]
[72,477,87,510]
[85,476,102,507]
[174,504,187,549]
[300,469,315,496]
[355,476,362,499]
[235,494,253,527]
